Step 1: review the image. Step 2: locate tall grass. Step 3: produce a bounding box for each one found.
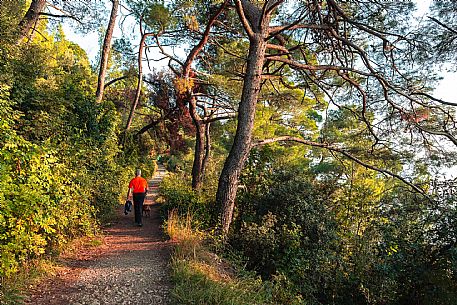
[166,210,274,305]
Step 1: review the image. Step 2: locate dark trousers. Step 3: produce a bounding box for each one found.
[133,192,146,224]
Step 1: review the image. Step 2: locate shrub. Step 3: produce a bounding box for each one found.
[232,166,457,305]
[159,173,216,228]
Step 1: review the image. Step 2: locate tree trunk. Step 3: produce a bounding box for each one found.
[125,33,149,131]
[17,0,46,42]
[183,1,227,188]
[190,98,205,189]
[216,33,267,234]
[95,0,119,103]
[201,122,211,178]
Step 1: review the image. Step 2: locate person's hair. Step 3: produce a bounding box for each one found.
[135,169,141,176]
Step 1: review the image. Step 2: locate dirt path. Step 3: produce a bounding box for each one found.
[26,165,171,305]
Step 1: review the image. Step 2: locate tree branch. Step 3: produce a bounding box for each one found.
[183,0,228,77]
[104,75,129,89]
[428,16,457,36]
[39,12,82,23]
[266,43,289,53]
[203,113,237,123]
[136,107,177,136]
[267,55,372,76]
[411,91,457,107]
[269,23,331,36]
[154,34,184,68]
[252,136,429,197]
[264,0,285,16]
[234,0,255,39]
[416,126,457,146]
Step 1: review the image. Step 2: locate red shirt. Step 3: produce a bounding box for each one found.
[129,176,148,193]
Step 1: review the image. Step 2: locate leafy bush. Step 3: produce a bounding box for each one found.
[232,173,341,304]
[231,166,457,305]
[0,116,96,278]
[159,173,216,228]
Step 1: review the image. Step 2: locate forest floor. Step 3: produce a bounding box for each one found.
[25,165,172,305]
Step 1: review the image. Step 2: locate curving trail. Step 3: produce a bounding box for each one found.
[26,165,171,305]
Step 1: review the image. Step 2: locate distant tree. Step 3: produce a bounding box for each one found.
[178,0,231,189]
[123,0,168,131]
[124,0,237,189]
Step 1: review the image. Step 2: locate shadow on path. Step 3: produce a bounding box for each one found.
[25,165,171,305]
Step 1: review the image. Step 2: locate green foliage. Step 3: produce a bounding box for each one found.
[0,99,96,278]
[163,154,181,172]
[128,1,176,33]
[233,172,341,304]
[0,0,25,80]
[160,173,215,228]
[145,2,175,32]
[230,158,457,304]
[0,17,158,291]
[423,0,457,66]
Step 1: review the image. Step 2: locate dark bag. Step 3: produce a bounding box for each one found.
[124,200,132,215]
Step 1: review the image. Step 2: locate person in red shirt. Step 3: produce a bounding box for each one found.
[127,169,148,226]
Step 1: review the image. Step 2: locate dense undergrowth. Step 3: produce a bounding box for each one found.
[160,159,457,305]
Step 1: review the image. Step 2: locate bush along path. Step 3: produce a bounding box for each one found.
[25,165,171,305]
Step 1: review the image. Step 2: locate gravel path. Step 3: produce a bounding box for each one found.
[26,165,172,305]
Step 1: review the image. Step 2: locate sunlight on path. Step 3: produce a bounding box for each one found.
[27,164,171,305]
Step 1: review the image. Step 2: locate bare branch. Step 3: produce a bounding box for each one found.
[136,107,177,135]
[261,0,284,22]
[104,75,129,88]
[266,43,289,53]
[411,91,457,107]
[337,71,381,149]
[269,23,331,36]
[154,35,184,67]
[267,55,372,76]
[416,126,457,146]
[39,12,82,23]
[428,16,457,36]
[203,113,237,123]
